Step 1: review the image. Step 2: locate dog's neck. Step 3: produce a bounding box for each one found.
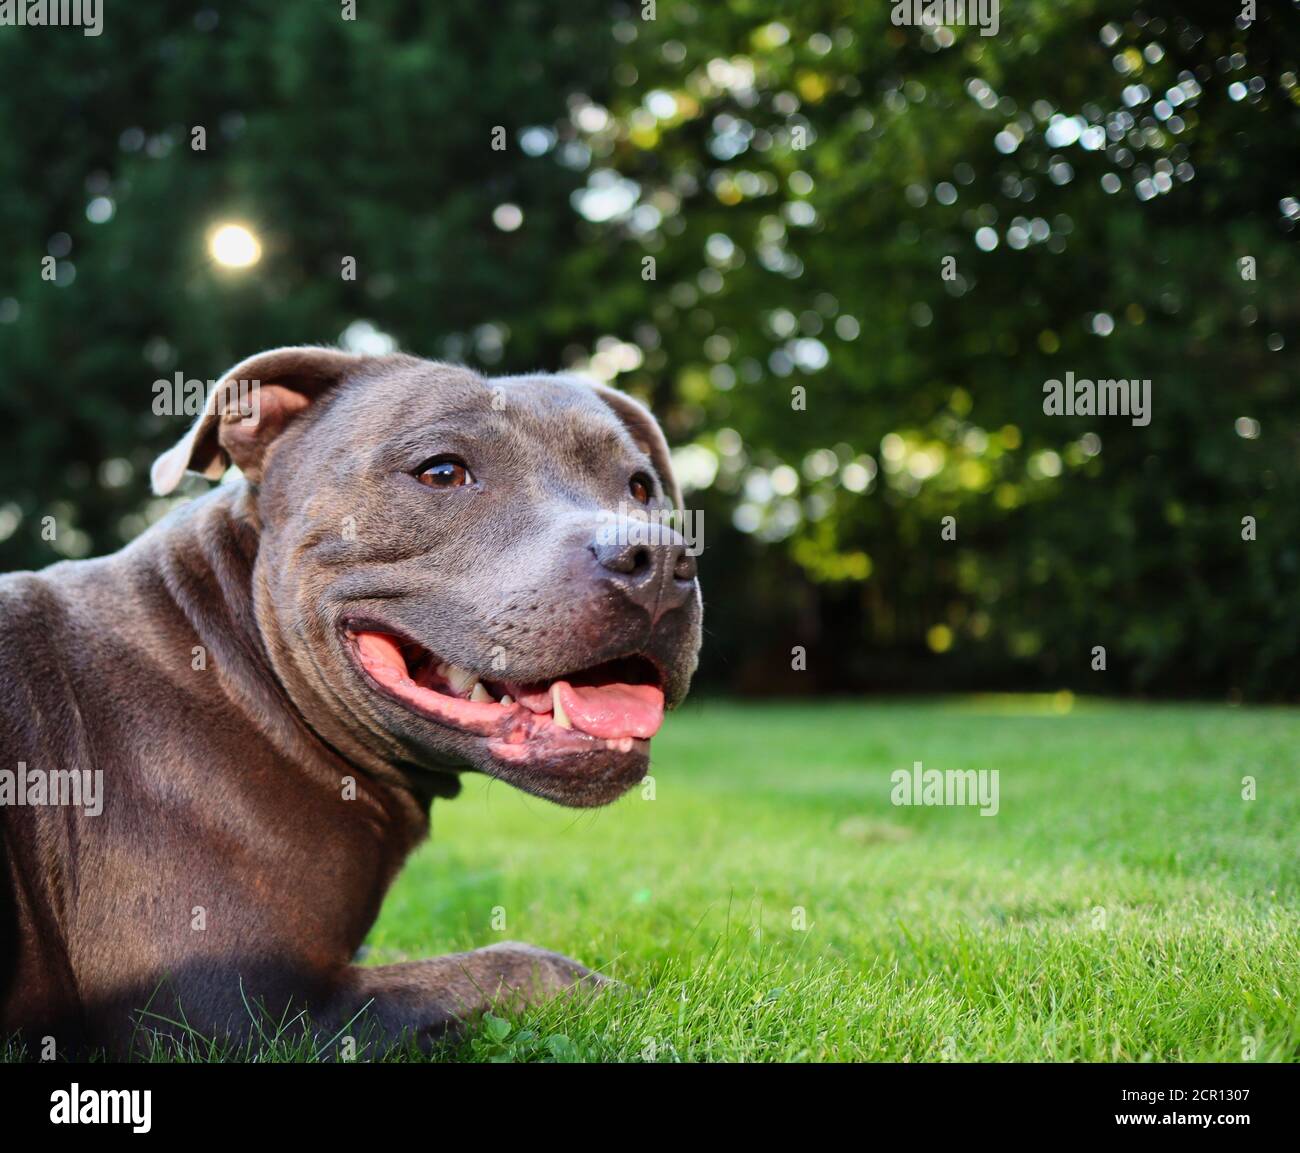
[147,486,318,761]
[139,484,456,821]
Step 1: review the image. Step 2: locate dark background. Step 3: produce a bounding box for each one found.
[0,0,1296,699]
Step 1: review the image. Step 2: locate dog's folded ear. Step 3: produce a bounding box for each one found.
[590,383,683,510]
[151,346,362,496]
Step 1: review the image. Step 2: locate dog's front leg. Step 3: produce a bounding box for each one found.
[319,942,610,1054]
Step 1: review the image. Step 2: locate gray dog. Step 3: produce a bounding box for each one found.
[0,346,702,1057]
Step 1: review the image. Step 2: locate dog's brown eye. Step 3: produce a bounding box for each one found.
[417,458,473,488]
[629,474,652,504]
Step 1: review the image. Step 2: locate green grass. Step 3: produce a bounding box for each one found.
[365,697,1300,1062]
[10,697,1298,1062]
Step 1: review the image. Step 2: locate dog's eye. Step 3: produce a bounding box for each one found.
[629,473,653,504]
[417,457,473,488]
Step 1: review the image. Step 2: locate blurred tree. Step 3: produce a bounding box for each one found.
[0,0,612,558]
[562,0,1300,698]
[0,1,1296,699]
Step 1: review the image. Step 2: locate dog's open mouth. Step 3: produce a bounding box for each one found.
[346,627,665,761]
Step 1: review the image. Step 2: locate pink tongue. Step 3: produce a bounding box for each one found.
[554,681,664,740]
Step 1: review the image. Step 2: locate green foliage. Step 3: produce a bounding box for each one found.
[0,0,612,560]
[0,2,1296,696]
[574,1,1300,698]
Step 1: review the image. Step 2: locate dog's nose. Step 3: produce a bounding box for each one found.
[590,528,696,614]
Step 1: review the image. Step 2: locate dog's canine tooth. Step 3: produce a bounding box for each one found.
[470,682,494,703]
[499,694,514,707]
[551,683,572,729]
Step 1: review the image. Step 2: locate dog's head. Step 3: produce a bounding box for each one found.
[152,346,702,807]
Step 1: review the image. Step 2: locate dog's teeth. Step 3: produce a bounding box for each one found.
[551,683,572,729]
[440,663,479,696]
[499,694,514,707]
[470,682,494,703]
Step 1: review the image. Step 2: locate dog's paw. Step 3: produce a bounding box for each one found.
[473,941,618,999]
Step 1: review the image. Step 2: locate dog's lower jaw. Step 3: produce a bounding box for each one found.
[478,743,650,808]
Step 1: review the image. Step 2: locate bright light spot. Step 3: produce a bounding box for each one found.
[582,336,643,383]
[1091,312,1115,337]
[786,201,816,227]
[645,90,679,120]
[574,104,610,133]
[705,233,735,263]
[1044,116,1083,147]
[768,308,797,338]
[0,502,20,543]
[803,448,839,480]
[340,319,397,355]
[791,337,829,371]
[881,433,907,464]
[1029,449,1063,478]
[572,171,640,222]
[757,21,790,48]
[926,624,954,653]
[770,464,799,496]
[671,444,719,491]
[519,126,555,156]
[841,461,872,492]
[99,458,133,487]
[86,197,115,224]
[733,503,762,533]
[716,428,743,457]
[1234,416,1261,439]
[743,470,773,503]
[906,447,944,480]
[975,226,999,252]
[492,203,523,231]
[209,223,261,268]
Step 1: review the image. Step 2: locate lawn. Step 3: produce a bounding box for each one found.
[12,696,1294,1063]
[364,697,1300,1063]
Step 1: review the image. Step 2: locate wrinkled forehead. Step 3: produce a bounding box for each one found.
[312,363,642,466]
[487,372,640,461]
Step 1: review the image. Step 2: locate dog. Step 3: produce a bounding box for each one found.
[0,346,702,1057]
